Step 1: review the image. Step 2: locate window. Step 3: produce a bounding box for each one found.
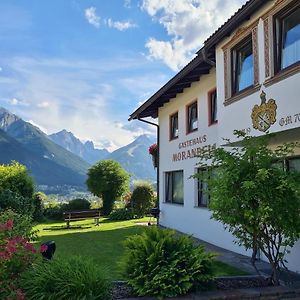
[170,112,179,140]
[274,2,300,72]
[187,101,198,133]
[288,157,300,172]
[197,169,209,207]
[165,171,184,204]
[231,36,254,94]
[197,168,218,207]
[208,89,217,125]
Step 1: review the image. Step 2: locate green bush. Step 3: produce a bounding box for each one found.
[32,192,46,221]
[0,209,37,240]
[20,256,112,300]
[130,181,155,217]
[66,198,91,211]
[43,205,64,220]
[109,208,135,221]
[0,189,34,215]
[123,227,215,298]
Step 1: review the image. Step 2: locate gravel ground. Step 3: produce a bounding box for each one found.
[112,276,270,299]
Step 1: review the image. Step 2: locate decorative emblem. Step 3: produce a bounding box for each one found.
[251,91,277,132]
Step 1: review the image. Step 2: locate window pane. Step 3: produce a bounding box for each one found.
[170,113,178,139]
[210,90,217,124]
[197,169,209,206]
[173,171,183,204]
[188,103,198,132]
[281,7,300,69]
[289,158,300,172]
[237,42,254,91]
[165,173,172,202]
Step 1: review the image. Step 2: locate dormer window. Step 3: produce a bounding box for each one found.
[231,35,254,94]
[170,112,178,140]
[187,101,198,133]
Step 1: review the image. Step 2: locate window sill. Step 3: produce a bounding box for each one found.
[224,84,261,106]
[186,128,198,135]
[163,202,184,206]
[264,62,300,87]
[194,205,209,210]
[169,136,179,142]
[208,121,218,127]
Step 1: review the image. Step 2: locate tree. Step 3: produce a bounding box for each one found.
[0,162,35,214]
[86,160,129,215]
[130,181,155,217]
[32,192,47,221]
[195,131,300,285]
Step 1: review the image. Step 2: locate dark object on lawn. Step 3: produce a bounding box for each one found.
[150,207,160,218]
[148,207,160,225]
[41,241,56,260]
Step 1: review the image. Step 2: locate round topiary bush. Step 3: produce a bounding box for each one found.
[66,198,91,211]
[109,208,135,221]
[130,181,155,217]
[123,227,215,299]
[20,256,111,300]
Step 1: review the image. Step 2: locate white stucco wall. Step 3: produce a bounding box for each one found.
[157,0,300,273]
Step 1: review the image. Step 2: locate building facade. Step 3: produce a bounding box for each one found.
[129,0,300,273]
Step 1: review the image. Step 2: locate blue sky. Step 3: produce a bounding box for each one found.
[0,0,246,150]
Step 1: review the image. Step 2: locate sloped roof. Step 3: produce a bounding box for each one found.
[129,0,269,121]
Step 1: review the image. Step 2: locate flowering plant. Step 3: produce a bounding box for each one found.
[148,143,158,156]
[0,212,42,300]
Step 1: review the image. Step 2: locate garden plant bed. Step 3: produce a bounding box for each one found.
[112,275,272,299]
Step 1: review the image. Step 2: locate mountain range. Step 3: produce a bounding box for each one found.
[0,107,156,193]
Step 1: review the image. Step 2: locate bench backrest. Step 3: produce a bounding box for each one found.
[63,209,101,219]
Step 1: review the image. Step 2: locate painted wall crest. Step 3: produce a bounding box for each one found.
[251,91,277,132]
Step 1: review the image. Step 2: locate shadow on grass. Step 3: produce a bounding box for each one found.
[43,225,93,231]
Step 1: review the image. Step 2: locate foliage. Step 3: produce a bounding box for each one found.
[195,131,300,285]
[0,209,37,241]
[123,227,215,298]
[148,143,158,156]
[32,192,47,221]
[0,189,34,215]
[86,160,130,215]
[0,212,41,300]
[130,181,155,217]
[109,208,135,221]
[43,205,64,220]
[0,161,34,198]
[20,256,112,300]
[66,198,91,211]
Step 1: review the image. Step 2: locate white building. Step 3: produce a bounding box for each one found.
[129,0,300,273]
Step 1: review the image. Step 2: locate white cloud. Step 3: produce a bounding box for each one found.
[124,0,132,8]
[142,0,247,71]
[106,18,137,31]
[37,101,50,108]
[84,7,100,28]
[9,97,29,107]
[2,55,166,151]
[27,120,48,134]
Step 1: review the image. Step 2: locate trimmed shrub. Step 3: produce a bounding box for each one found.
[123,227,215,298]
[109,208,135,221]
[43,205,64,220]
[20,256,112,300]
[130,181,155,217]
[0,189,34,215]
[66,198,91,211]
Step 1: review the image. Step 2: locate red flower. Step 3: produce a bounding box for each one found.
[148,143,158,155]
[15,289,26,300]
[5,220,13,231]
[40,244,48,253]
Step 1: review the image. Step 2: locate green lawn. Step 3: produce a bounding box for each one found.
[34,218,247,280]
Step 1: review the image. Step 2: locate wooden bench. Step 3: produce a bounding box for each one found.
[63,209,101,228]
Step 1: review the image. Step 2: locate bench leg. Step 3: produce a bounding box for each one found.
[67,220,70,229]
[95,218,99,226]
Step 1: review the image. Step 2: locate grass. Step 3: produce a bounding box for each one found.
[34,218,247,280]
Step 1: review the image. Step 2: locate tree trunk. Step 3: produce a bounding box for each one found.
[102,192,115,216]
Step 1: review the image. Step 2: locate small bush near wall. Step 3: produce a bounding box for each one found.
[20,256,112,300]
[109,208,135,221]
[66,198,91,211]
[123,227,215,299]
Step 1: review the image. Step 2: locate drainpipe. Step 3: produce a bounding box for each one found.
[137,118,160,225]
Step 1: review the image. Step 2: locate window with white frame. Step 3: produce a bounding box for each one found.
[187,101,198,133]
[165,170,184,204]
[170,112,179,140]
